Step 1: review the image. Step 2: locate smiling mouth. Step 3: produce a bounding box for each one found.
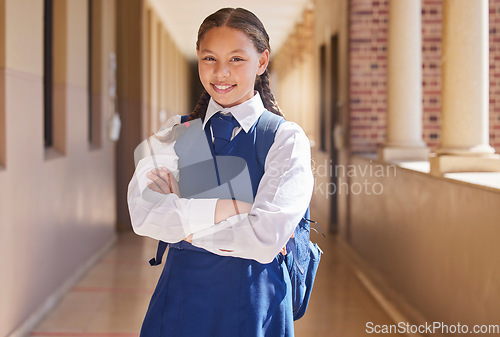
[212,83,236,94]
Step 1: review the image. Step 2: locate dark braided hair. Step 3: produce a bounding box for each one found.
[255,69,282,116]
[187,7,283,121]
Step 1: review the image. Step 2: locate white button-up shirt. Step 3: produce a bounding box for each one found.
[127,92,314,263]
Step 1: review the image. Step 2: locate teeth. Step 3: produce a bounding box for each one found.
[214,84,232,90]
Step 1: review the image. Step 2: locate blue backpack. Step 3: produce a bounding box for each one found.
[254,111,323,321]
[149,111,322,321]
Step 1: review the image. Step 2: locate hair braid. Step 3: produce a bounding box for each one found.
[155,90,210,143]
[255,70,283,117]
[187,90,211,121]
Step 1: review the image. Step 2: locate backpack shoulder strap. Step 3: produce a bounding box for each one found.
[255,110,285,171]
[149,240,168,266]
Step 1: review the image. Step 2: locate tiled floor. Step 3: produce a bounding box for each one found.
[31,231,403,337]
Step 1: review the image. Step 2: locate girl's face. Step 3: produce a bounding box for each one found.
[197,26,269,108]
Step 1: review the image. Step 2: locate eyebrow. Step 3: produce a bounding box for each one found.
[200,49,247,54]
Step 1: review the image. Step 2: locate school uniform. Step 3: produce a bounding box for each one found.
[127,92,314,336]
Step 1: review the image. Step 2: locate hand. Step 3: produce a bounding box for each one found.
[147,167,180,197]
[280,245,287,255]
[280,232,295,255]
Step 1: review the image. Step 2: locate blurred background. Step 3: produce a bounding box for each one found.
[1,0,500,336]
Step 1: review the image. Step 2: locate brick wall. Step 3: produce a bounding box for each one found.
[421,0,442,150]
[349,0,500,154]
[349,0,388,153]
[490,0,500,151]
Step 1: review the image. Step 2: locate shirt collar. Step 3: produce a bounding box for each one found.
[203,92,266,133]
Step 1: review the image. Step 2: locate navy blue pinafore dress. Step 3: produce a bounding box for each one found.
[140,111,294,337]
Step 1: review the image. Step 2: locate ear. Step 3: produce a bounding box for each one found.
[257,49,270,76]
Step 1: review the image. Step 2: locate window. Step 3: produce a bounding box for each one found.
[88,0,102,147]
[43,0,53,148]
[88,0,93,143]
[319,44,327,152]
[0,0,5,167]
[45,0,67,157]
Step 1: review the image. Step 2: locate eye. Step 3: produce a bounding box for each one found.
[231,57,244,62]
[203,56,215,61]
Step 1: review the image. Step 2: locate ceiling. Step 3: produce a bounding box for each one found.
[149,0,313,61]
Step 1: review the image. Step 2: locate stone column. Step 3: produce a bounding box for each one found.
[430,0,500,175]
[379,0,429,161]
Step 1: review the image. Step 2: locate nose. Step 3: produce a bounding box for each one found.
[214,61,230,79]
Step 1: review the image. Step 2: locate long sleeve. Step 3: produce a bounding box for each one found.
[127,118,219,243]
[191,121,314,264]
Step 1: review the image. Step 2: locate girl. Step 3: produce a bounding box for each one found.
[128,7,313,337]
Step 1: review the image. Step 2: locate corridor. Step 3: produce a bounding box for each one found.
[30,231,403,337]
